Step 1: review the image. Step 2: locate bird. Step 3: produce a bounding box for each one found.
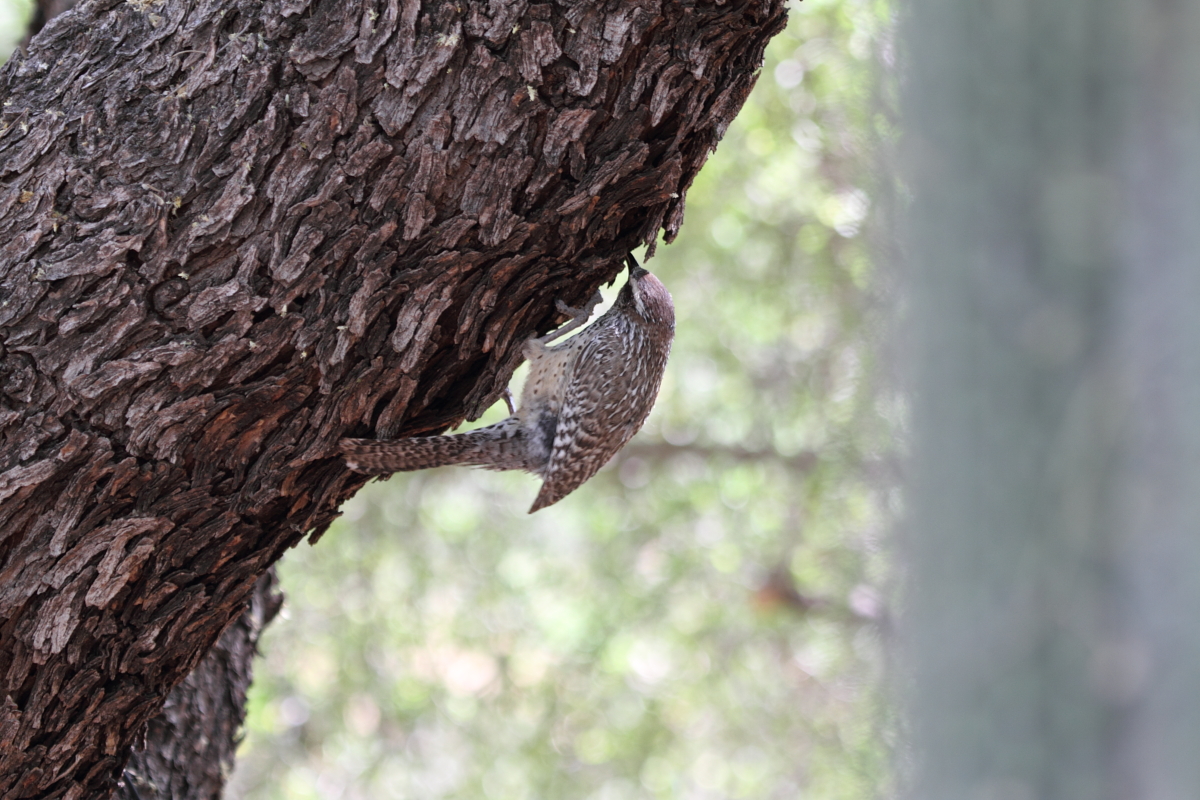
[341,255,675,512]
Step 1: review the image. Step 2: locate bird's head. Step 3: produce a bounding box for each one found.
[618,255,675,331]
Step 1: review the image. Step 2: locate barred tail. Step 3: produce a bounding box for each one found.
[340,421,530,474]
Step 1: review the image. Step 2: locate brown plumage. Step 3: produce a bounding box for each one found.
[341,256,675,512]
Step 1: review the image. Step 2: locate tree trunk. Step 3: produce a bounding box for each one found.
[902,1,1200,798]
[0,0,786,797]
[118,573,281,800]
[22,8,281,799]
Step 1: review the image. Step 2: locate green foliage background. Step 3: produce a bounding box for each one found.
[0,0,895,795]
[0,0,29,62]
[228,1,893,797]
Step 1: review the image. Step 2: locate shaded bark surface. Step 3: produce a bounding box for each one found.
[0,0,786,796]
[117,573,281,800]
[27,7,277,798]
[21,5,281,797]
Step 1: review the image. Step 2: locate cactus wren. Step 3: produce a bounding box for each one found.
[341,255,675,512]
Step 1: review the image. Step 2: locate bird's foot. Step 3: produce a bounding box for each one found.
[537,290,603,344]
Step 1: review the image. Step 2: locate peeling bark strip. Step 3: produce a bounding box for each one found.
[0,0,786,796]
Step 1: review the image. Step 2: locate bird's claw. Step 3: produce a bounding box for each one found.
[556,290,602,322]
[538,290,603,344]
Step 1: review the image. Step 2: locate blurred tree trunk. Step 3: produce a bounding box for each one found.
[0,0,787,797]
[903,1,1200,798]
[22,0,78,44]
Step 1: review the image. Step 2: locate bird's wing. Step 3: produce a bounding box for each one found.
[529,334,645,512]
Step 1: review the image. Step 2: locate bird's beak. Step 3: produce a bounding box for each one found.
[626,253,647,280]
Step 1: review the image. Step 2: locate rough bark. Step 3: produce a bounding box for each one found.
[117,573,281,800]
[0,0,786,797]
[25,7,279,799]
